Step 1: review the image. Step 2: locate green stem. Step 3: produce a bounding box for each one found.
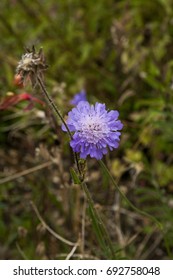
[99,160,162,230]
[37,75,72,139]
[37,75,81,176]
[81,181,116,259]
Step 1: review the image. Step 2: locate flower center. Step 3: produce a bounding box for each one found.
[79,114,108,144]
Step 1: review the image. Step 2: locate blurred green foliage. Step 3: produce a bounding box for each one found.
[0,0,173,259]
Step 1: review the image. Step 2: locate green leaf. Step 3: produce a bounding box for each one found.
[70,168,81,184]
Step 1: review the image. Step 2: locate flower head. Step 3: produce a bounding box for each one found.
[16,46,48,87]
[62,101,123,160]
[70,89,87,106]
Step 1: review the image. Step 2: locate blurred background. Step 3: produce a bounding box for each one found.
[0,0,173,259]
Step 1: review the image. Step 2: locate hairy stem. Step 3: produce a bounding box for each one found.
[37,75,72,139]
[37,75,82,177]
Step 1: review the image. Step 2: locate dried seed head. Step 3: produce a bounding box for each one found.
[16,46,48,87]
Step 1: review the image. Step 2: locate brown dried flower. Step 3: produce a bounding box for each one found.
[16,46,48,87]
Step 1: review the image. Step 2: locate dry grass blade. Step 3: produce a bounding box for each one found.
[30,201,77,247]
[16,242,28,260]
[0,161,52,185]
[66,241,79,260]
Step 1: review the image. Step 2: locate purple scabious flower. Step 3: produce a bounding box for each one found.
[70,89,87,106]
[62,101,123,160]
